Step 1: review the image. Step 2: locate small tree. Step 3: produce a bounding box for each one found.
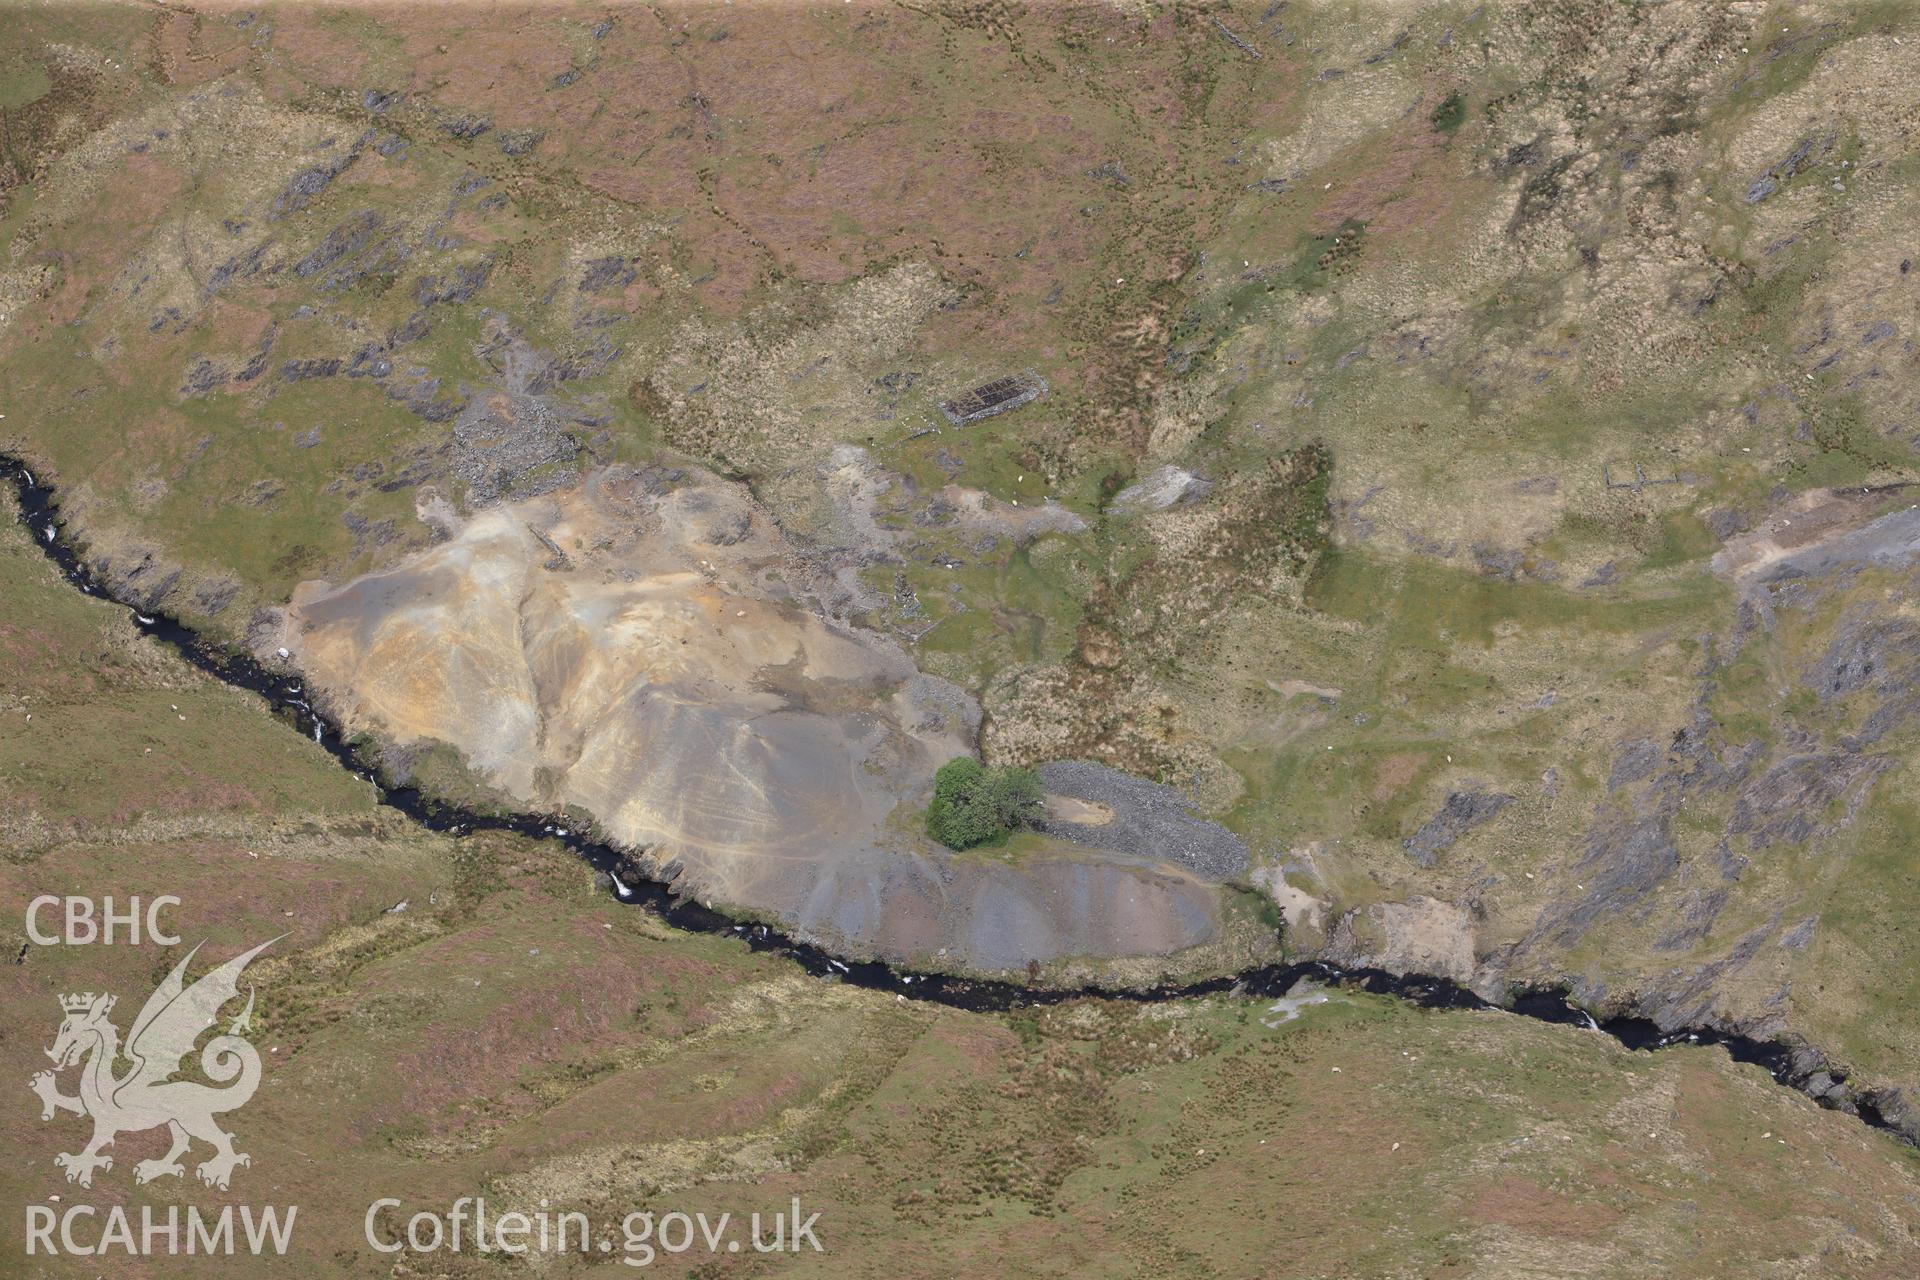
[926,757,1044,850]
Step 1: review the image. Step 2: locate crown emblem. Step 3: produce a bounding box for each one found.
[34,936,277,1192]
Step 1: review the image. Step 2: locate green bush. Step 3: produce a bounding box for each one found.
[926,757,1045,850]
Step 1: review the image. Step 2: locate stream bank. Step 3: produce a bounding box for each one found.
[4,452,1911,1146]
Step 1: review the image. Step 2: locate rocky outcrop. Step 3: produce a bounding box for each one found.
[1402,789,1509,868]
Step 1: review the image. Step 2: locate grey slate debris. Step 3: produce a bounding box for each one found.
[450,394,577,505]
[342,511,400,553]
[1034,760,1249,881]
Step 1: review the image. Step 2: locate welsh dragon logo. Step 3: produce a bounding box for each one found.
[29,938,278,1190]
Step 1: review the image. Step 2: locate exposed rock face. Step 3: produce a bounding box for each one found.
[1729,751,1891,849]
[1454,494,1920,1064]
[284,464,1239,976]
[1402,789,1510,868]
[1524,817,1680,951]
[1811,613,1920,702]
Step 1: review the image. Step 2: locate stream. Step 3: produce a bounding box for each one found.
[2,452,1905,1143]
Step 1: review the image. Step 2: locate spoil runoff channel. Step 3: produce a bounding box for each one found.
[2,454,1902,1143]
